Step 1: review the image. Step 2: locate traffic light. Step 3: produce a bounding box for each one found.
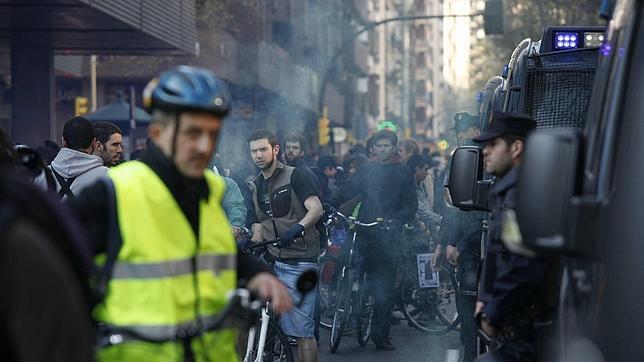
[75,96,89,116]
[484,0,503,35]
[318,115,330,146]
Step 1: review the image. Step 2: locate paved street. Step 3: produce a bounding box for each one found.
[317,323,462,362]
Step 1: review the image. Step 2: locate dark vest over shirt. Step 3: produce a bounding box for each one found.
[249,162,320,260]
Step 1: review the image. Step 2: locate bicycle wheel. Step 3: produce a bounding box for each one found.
[249,319,295,362]
[400,264,459,335]
[318,255,338,330]
[329,267,352,353]
[356,272,374,346]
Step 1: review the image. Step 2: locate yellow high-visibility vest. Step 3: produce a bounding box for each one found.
[93,161,238,361]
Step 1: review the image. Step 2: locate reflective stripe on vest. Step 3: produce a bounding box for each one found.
[112,254,236,279]
[93,161,238,361]
[109,314,235,342]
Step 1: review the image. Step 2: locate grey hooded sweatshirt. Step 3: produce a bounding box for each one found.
[34,148,108,200]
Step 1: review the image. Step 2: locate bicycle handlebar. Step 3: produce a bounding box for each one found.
[331,209,384,227]
[241,238,281,253]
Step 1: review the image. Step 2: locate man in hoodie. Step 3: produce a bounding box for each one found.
[35,116,108,200]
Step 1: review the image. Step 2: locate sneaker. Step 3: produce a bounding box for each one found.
[372,337,396,351]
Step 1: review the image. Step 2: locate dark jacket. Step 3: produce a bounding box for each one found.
[448,208,484,260]
[0,174,93,362]
[294,158,317,181]
[311,166,331,201]
[481,167,549,325]
[330,162,417,224]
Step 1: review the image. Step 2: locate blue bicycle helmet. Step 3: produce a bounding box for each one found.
[143,65,231,117]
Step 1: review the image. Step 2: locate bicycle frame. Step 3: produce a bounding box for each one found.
[328,210,384,352]
[243,301,272,362]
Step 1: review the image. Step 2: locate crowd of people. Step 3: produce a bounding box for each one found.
[0,65,549,362]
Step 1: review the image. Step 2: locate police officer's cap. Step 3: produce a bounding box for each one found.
[472,111,536,143]
[143,65,231,117]
[450,112,480,133]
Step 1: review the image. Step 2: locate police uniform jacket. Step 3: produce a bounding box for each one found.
[480,167,549,326]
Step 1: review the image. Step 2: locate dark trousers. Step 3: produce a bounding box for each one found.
[474,340,536,362]
[458,257,479,361]
[474,312,544,362]
[364,241,398,341]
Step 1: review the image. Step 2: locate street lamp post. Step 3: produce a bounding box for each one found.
[317,13,483,148]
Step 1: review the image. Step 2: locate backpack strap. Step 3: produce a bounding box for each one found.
[51,168,76,200]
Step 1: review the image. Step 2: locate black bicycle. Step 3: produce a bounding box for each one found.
[326,210,382,353]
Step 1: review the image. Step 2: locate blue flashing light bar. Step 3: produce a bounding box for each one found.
[540,26,605,53]
[554,32,579,50]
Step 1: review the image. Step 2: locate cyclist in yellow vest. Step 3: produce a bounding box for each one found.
[72,66,292,361]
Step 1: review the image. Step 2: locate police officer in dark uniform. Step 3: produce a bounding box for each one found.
[472,112,548,362]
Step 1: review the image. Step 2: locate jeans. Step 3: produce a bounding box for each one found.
[274,261,319,337]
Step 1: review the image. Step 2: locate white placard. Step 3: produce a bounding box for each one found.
[416,253,440,288]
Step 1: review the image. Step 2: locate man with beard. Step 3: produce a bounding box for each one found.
[283,134,309,169]
[330,129,417,351]
[93,121,123,167]
[247,129,324,362]
[283,133,321,194]
[473,112,546,362]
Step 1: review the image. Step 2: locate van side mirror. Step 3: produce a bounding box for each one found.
[515,130,582,252]
[447,146,490,212]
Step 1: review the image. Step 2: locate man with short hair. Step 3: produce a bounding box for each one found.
[400,138,435,216]
[313,154,337,199]
[93,121,123,167]
[453,112,482,147]
[71,66,291,361]
[284,133,320,191]
[330,129,417,351]
[247,129,324,362]
[398,138,420,164]
[473,111,546,362]
[34,116,107,200]
[437,112,485,362]
[284,133,308,168]
[407,155,441,242]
